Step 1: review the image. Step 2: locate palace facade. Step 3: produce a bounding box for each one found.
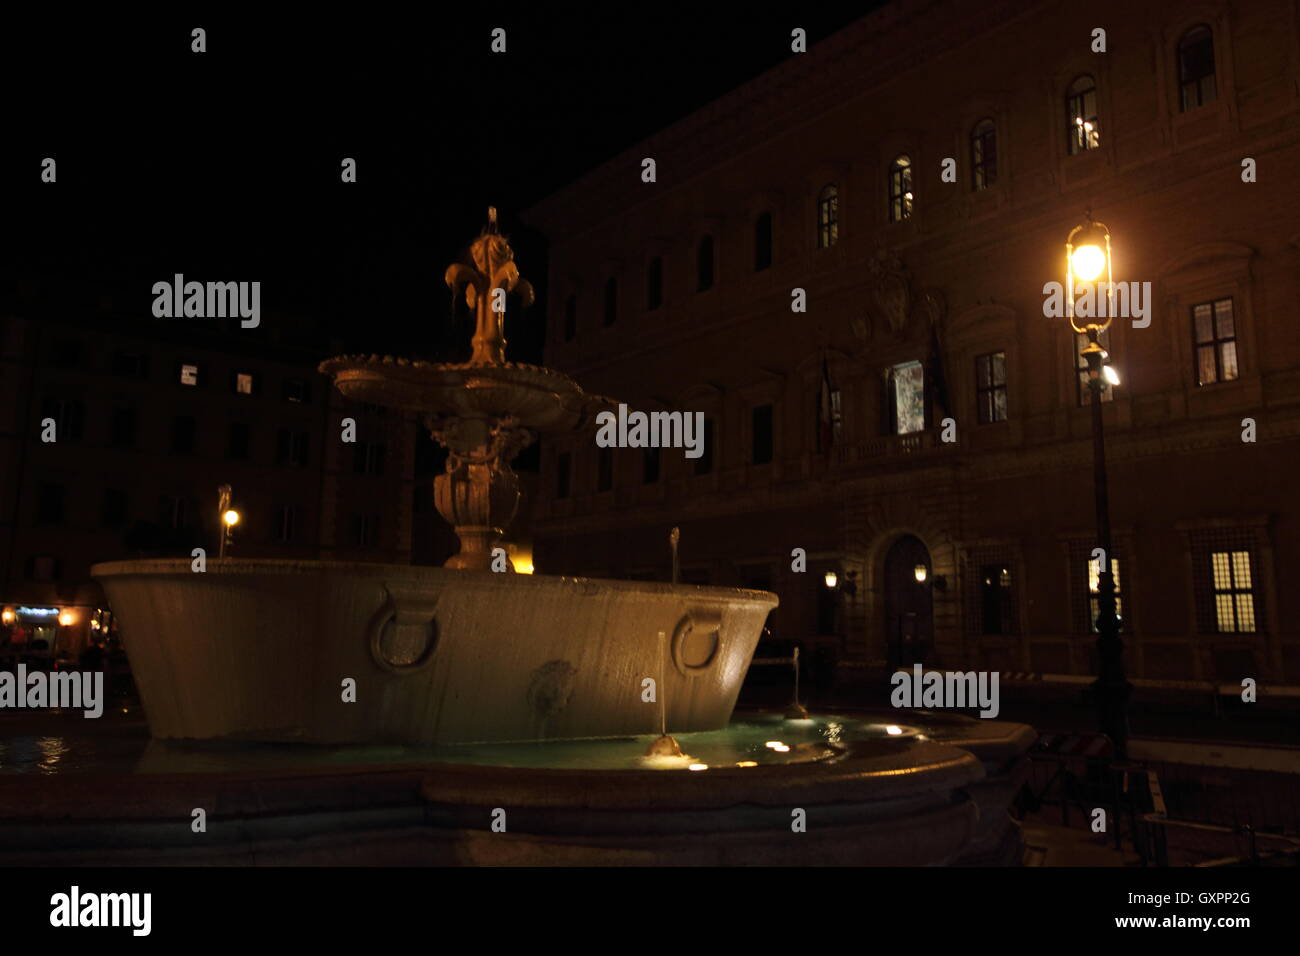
[523,0,1300,682]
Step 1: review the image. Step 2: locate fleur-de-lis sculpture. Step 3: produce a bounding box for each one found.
[445,206,536,366]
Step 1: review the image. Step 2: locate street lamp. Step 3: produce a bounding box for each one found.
[218,484,240,558]
[1064,212,1131,760]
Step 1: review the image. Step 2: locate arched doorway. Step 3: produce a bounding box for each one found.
[883,534,933,671]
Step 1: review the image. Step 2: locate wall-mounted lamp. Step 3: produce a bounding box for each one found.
[913,563,928,583]
[823,570,838,590]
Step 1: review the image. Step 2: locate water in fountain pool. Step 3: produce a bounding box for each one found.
[0,713,926,775]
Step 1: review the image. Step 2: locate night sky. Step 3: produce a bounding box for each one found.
[2,9,877,359]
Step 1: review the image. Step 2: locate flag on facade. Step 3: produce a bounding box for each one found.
[818,356,835,454]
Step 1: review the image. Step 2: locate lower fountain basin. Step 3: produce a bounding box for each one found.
[0,711,1034,865]
[90,559,777,746]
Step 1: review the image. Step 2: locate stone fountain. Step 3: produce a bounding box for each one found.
[91,210,778,746]
[47,211,1038,867]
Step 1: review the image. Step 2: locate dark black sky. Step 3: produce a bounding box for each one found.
[3,8,877,359]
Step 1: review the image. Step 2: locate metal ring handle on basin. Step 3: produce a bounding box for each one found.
[366,586,440,675]
[671,607,722,677]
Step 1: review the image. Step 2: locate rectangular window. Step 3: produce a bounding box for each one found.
[354,514,379,547]
[42,397,85,441]
[112,352,149,380]
[1191,529,1264,634]
[275,505,297,543]
[234,372,256,395]
[979,564,1014,635]
[282,378,311,403]
[101,488,129,528]
[159,494,195,529]
[1192,298,1238,386]
[276,429,310,466]
[353,441,385,475]
[890,360,926,434]
[1211,550,1256,633]
[556,452,571,499]
[1087,556,1123,633]
[751,404,774,465]
[179,363,200,386]
[1076,330,1113,405]
[976,352,1008,424]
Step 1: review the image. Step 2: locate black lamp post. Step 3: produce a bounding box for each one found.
[1065,214,1132,760]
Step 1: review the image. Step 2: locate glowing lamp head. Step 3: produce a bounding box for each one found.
[1103,364,1121,387]
[1070,243,1106,282]
[223,509,241,528]
[1067,219,1111,285]
[1,608,14,624]
[913,563,928,584]
[824,570,838,590]
[58,610,76,627]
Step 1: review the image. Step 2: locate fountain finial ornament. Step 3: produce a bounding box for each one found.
[444,205,535,366]
[320,211,618,571]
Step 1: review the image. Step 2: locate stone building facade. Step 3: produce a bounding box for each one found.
[524,0,1300,682]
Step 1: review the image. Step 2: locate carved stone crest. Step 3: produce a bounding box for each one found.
[867,248,911,334]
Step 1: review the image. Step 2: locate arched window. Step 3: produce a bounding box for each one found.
[696,236,714,292]
[754,212,773,271]
[563,294,577,342]
[817,184,839,248]
[646,256,663,310]
[1178,25,1217,111]
[970,119,997,190]
[888,156,913,222]
[1065,76,1100,155]
[603,276,617,327]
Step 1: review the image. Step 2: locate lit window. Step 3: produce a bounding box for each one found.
[1192,297,1238,386]
[235,372,255,395]
[889,156,913,222]
[1065,76,1100,154]
[817,185,839,248]
[1087,556,1123,632]
[1211,550,1256,633]
[887,360,925,434]
[1178,26,1217,112]
[180,363,199,386]
[970,119,997,190]
[976,352,1008,423]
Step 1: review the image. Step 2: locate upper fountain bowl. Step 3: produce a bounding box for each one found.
[319,354,617,433]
